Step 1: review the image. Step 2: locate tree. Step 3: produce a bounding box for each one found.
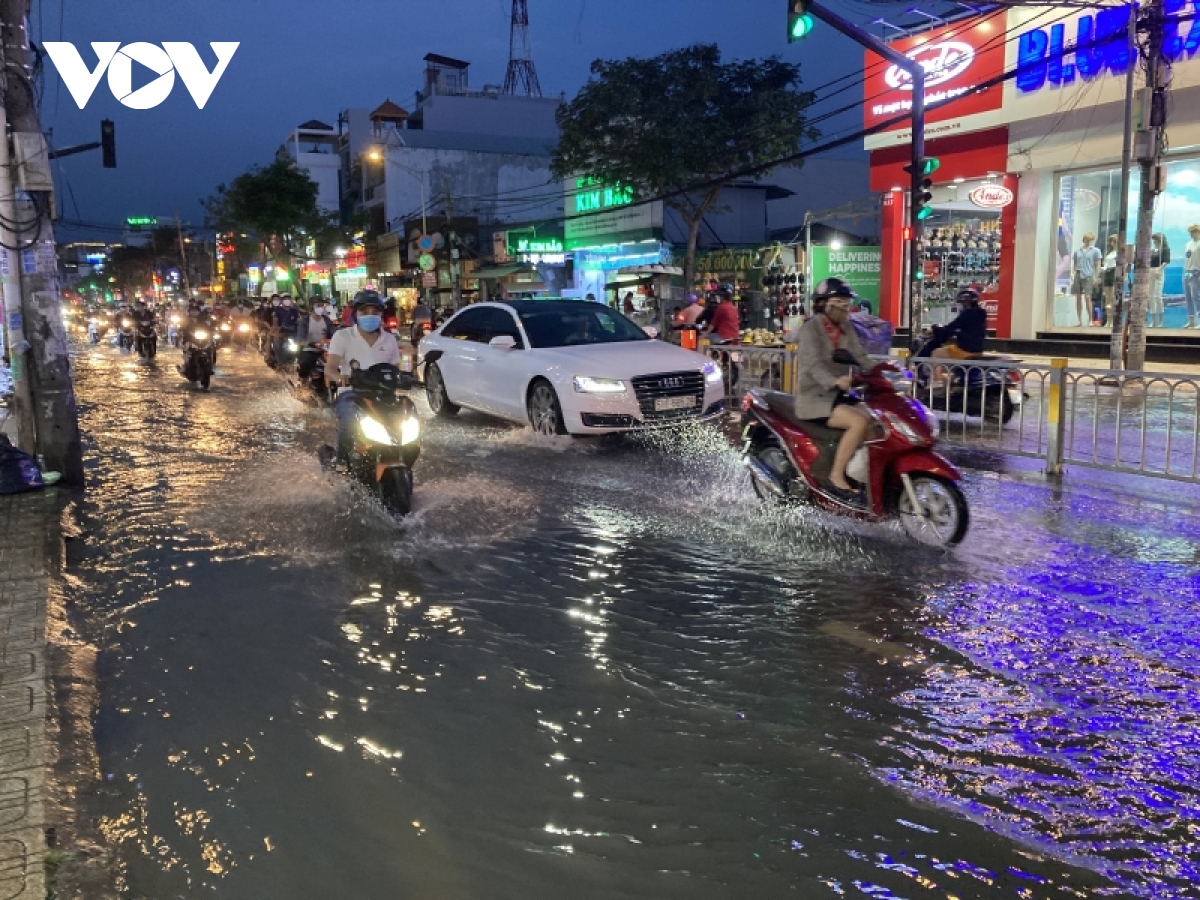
[204,153,334,296]
[553,45,817,292]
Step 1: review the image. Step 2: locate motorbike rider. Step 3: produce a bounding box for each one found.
[303,299,335,343]
[410,298,433,343]
[271,294,300,363]
[703,287,741,343]
[791,277,875,504]
[325,290,403,458]
[923,288,988,360]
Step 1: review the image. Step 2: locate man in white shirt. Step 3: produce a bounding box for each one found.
[1184,223,1200,329]
[326,291,402,457]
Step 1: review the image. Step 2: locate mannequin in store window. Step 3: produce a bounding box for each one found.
[1149,233,1170,328]
[1101,235,1119,327]
[1185,224,1200,330]
[1071,232,1103,327]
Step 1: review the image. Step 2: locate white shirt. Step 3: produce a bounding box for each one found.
[327,326,401,380]
[1185,239,1200,272]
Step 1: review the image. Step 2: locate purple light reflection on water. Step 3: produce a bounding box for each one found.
[873,475,1200,898]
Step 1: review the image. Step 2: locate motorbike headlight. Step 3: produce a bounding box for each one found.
[238,323,250,332]
[170,316,181,325]
[359,415,396,446]
[193,329,209,341]
[400,417,421,446]
[703,362,723,384]
[221,323,232,331]
[573,376,626,394]
[286,339,298,352]
[909,400,940,437]
[121,319,132,327]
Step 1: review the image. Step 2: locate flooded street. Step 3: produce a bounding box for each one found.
[65,342,1200,899]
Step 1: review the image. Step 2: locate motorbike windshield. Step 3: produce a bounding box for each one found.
[518,307,649,349]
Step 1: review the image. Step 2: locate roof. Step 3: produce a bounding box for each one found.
[391,130,555,157]
[297,119,334,132]
[370,99,410,121]
[424,53,470,69]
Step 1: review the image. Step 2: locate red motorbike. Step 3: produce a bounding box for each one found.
[741,360,969,547]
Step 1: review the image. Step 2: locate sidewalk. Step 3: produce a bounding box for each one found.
[0,489,60,899]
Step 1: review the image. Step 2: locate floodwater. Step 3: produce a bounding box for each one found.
[64,341,1200,898]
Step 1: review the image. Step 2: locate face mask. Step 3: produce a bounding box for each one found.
[283,298,292,307]
[357,314,382,333]
[313,306,324,316]
[272,300,281,307]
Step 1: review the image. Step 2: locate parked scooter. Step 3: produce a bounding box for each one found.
[910,332,1022,425]
[741,358,969,547]
[178,325,217,391]
[318,363,422,516]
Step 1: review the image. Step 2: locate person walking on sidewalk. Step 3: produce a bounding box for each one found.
[1072,233,1103,327]
[1184,224,1200,329]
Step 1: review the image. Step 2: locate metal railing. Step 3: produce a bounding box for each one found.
[703,344,792,400]
[729,347,1200,484]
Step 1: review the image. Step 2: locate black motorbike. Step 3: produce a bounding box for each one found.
[179,326,217,391]
[135,319,158,360]
[318,363,422,517]
[291,339,333,405]
[116,316,135,353]
[910,333,1022,425]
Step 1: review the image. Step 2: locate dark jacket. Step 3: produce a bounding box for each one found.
[939,306,988,354]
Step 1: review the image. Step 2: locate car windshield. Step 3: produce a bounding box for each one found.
[517,306,649,349]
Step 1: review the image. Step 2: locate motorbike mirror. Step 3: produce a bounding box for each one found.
[642,326,659,339]
[489,335,517,351]
[832,348,858,366]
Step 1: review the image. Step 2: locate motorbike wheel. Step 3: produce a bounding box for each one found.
[751,446,794,506]
[425,363,459,418]
[984,391,1015,424]
[527,379,566,436]
[379,467,414,517]
[895,475,969,548]
[199,369,211,391]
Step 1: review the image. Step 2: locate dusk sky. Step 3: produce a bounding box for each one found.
[39,0,872,242]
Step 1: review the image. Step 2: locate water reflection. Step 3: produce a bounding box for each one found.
[64,340,1200,897]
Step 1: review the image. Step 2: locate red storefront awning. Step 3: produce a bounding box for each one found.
[869,126,1009,193]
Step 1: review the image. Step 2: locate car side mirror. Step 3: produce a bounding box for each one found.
[489,335,517,350]
[642,326,659,339]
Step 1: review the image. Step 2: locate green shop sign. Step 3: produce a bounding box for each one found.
[508,236,564,255]
[126,216,157,227]
[810,246,881,305]
[573,177,634,214]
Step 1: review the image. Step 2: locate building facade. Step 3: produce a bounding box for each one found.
[865,3,1200,338]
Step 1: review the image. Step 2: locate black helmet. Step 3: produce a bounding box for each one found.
[353,289,384,311]
[956,287,981,307]
[813,277,857,302]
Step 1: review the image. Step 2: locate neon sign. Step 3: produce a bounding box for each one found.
[573,178,634,213]
[126,216,157,227]
[1018,3,1199,93]
[884,41,976,91]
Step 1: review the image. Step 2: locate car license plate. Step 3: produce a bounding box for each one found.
[655,395,696,412]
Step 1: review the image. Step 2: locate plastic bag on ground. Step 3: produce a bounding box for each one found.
[0,434,44,494]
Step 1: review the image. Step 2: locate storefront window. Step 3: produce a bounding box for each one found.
[1050,155,1200,330]
[917,181,1005,327]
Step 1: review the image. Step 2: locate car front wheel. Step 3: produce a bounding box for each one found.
[425,363,459,418]
[527,379,566,436]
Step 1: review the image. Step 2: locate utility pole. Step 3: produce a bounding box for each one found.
[1127,0,1166,372]
[1,0,84,484]
[175,207,193,299]
[1109,3,1139,372]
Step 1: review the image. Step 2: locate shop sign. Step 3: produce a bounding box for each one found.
[968,184,1014,208]
[1073,188,1101,210]
[693,249,759,275]
[1016,3,1197,95]
[126,216,156,228]
[564,178,663,250]
[863,16,1006,137]
[810,246,882,305]
[884,42,976,91]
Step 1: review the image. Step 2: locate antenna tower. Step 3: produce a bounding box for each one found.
[502,0,543,98]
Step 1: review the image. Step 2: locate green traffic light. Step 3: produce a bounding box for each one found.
[922,158,941,176]
[790,13,814,39]
[916,207,934,220]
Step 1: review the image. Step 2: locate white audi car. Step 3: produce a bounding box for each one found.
[417,300,726,435]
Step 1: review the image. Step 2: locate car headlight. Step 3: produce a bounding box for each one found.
[359,415,396,445]
[193,329,209,341]
[573,376,626,394]
[703,362,723,384]
[400,417,421,446]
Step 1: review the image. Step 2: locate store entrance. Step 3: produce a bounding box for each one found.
[917,198,1002,327]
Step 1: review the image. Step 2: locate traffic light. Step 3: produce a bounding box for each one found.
[101,119,116,169]
[788,0,814,41]
[904,157,940,221]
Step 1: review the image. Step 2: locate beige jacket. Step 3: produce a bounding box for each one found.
[789,315,874,420]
